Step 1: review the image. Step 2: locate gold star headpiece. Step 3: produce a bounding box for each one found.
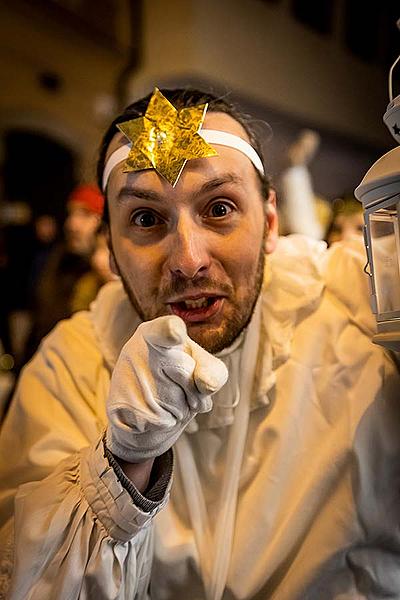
[116,88,218,187]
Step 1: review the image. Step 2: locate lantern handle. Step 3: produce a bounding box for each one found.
[363,259,373,278]
[388,19,400,102]
[362,224,373,278]
[389,54,400,103]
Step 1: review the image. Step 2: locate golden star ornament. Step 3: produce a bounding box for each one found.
[117,88,218,186]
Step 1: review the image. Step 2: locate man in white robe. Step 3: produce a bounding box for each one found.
[0,88,399,600]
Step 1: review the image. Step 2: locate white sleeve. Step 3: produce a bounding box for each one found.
[6,436,169,600]
[0,316,172,600]
[280,165,323,239]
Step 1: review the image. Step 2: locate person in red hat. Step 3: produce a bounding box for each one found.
[22,184,105,364]
[64,184,104,255]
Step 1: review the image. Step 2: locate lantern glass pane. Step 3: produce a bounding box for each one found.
[369,202,400,315]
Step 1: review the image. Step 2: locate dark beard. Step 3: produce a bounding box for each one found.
[114,251,265,354]
[178,250,265,354]
[110,241,265,354]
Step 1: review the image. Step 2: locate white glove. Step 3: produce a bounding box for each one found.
[106,315,228,462]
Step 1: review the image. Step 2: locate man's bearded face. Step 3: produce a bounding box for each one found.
[105,112,277,353]
[112,236,266,354]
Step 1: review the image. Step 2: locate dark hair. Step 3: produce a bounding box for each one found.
[97,88,271,221]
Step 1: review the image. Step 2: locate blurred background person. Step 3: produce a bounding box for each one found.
[27,213,59,303]
[23,183,104,364]
[63,184,103,256]
[278,129,332,239]
[325,196,365,246]
[70,225,116,313]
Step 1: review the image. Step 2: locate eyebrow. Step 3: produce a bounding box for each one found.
[116,173,244,205]
[193,173,244,198]
[116,186,161,204]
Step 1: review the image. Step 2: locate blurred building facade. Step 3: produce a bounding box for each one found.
[0,0,398,210]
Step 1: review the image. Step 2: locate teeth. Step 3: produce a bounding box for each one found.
[184,297,208,309]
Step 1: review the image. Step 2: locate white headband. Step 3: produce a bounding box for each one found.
[102,129,265,191]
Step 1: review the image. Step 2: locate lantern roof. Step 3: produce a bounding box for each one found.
[355,146,400,209]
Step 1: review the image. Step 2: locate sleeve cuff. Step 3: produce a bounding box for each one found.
[80,436,173,542]
[103,441,173,513]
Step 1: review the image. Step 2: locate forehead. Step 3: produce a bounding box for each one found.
[105,111,260,199]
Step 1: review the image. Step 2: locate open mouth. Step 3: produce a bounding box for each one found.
[168,296,224,322]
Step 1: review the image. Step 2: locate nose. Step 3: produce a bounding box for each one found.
[65,212,79,234]
[165,213,211,279]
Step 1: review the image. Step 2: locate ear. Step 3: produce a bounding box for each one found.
[105,225,119,276]
[264,188,279,254]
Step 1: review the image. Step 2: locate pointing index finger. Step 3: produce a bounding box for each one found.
[143,315,188,349]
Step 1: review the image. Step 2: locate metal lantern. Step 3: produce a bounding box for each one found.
[355,37,400,352]
[355,148,400,351]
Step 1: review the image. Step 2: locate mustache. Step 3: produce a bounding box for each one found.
[160,275,234,298]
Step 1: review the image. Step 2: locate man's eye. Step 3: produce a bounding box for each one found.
[208,202,234,218]
[132,210,161,228]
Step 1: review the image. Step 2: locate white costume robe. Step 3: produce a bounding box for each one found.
[0,235,399,600]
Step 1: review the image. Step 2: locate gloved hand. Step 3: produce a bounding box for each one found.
[106,315,228,462]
